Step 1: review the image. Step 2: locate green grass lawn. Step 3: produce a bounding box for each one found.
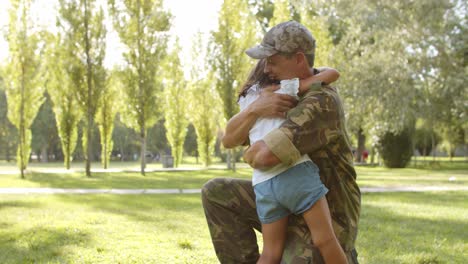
[0,159,467,263]
[0,160,466,189]
[0,156,227,171]
[1,191,466,264]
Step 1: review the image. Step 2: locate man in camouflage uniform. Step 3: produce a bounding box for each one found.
[202,21,361,264]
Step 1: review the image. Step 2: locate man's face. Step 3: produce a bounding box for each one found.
[264,53,298,81]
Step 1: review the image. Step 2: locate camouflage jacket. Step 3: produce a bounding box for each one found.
[262,84,361,251]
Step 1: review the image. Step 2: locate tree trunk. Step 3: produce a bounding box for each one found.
[85,120,92,177]
[140,129,146,176]
[6,143,11,162]
[355,128,366,163]
[226,149,232,170]
[65,152,71,170]
[414,151,417,167]
[465,144,468,161]
[19,61,25,179]
[103,141,108,169]
[19,137,24,179]
[66,135,71,170]
[232,148,236,172]
[119,143,125,161]
[84,0,92,177]
[136,0,145,176]
[431,131,436,161]
[41,146,48,163]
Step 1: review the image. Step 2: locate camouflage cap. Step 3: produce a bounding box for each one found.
[246,20,316,59]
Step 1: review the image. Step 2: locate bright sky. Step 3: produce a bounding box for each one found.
[0,0,222,68]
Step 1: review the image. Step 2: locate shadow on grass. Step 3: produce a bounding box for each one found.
[0,200,42,210]
[0,226,92,264]
[18,169,250,189]
[58,193,204,224]
[407,160,468,170]
[359,192,467,263]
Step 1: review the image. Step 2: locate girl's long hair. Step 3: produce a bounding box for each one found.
[238,59,276,101]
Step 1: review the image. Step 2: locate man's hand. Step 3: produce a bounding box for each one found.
[248,84,297,118]
[243,141,281,169]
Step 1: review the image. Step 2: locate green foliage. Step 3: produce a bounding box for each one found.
[183,124,198,157]
[0,76,18,162]
[42,32,82,169]
[189,32,222,167]
[189,76,220,167]
[209,0,259,170]
[31,93,60,162]
[146,119,169,156]
[57,0,107,176]
[108,0,172,174]
[331,1,416,136]
[328,0,466,162]
[112,114,140,161]
[210,0,258,121]
[162,40,188,168]
[108,0,171,132]
[438,124,465,159]
[377,128,414,168]
[414,127,440,157]
[95,72,119,169]
[295,2,334,67]
[5,0,45,177]
[248,0,274,31]
[269,0,293,27]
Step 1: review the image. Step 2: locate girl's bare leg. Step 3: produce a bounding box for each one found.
[302,197,348,264]
[257,216,289,264]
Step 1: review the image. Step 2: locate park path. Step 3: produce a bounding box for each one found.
[0,185,467,195]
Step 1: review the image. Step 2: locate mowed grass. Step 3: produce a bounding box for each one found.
[357,191,467,264]
[356,165,467,188]
[0,194,218,264]
[0,169,253,189]
[0,160,466,189]
[0,191,466,263]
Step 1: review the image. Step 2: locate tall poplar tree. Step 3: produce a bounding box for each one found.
[189,32,222,167]
[4,0,44,178]
[43,33,82,169]
[95,72,118,169]
[210,0,258,170]
[109,0,171,175]
[57,0,107,176]
[162,40,188,168]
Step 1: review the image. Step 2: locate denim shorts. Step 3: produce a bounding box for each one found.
[254,161,329,224]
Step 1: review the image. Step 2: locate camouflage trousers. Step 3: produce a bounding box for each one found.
[201,178,359,264]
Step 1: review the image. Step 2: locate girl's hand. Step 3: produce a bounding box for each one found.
[248,84,297,118]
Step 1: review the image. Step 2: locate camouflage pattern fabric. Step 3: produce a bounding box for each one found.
[246,21,316,59]
[202,178,359,264]
[263,84,361,255]
[202,84,360,264]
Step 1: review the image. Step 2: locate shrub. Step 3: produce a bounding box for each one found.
[377,128,413,168]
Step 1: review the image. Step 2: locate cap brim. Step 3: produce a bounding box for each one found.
[245,45,277,59]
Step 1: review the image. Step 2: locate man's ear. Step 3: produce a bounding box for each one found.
[296,52,307,66]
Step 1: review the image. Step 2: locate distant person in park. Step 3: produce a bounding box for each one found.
[362,150,369,163]
[201,20,360,264]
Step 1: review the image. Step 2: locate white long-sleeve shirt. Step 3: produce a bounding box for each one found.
[238,79,311,186]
